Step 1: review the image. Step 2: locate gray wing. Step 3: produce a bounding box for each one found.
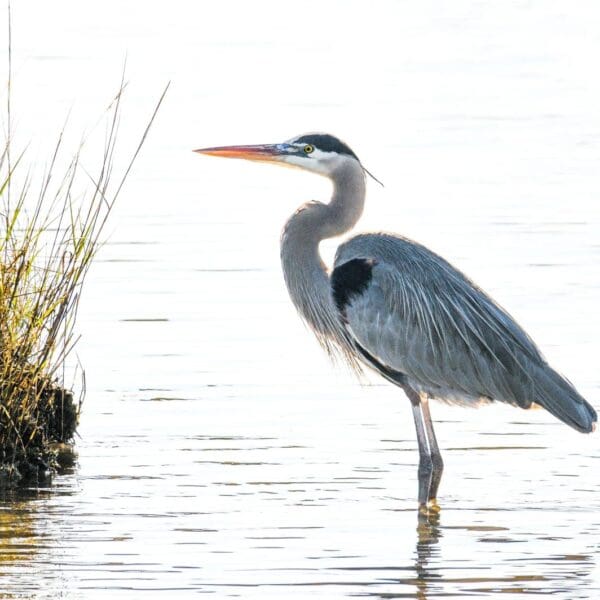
[332,233,596,432]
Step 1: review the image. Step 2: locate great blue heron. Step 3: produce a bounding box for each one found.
[195,133,597,513]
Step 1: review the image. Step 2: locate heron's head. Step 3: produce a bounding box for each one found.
[194,133,366,180]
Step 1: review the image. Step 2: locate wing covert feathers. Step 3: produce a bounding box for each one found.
[332,233,597,433]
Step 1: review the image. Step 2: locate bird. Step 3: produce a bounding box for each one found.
[194,133,597,514]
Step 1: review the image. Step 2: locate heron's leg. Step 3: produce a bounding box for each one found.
[405,387,433,511]
[420,396,443,509]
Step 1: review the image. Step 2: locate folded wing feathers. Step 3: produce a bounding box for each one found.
[335,233,596,431]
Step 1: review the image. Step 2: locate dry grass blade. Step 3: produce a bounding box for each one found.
[1,68,169,484]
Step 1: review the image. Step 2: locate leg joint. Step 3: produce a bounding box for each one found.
[418,455,433,475]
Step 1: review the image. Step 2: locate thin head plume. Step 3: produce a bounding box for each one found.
[363,165,384,187]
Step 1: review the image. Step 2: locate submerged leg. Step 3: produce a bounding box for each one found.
[420,396,443,510]
[405,386,433,512]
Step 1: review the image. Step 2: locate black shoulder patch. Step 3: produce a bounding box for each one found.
[294,134,359,160]
[331,258,376,313]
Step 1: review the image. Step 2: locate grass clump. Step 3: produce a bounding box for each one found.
[0,80,168,486]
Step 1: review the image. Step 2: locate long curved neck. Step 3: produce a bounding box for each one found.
[280,157,366,350]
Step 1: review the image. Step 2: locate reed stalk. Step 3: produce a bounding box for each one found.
[0,61,168,484]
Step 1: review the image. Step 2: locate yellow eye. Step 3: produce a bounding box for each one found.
[303,144,314,154]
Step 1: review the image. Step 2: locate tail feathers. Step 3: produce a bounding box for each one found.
[532,364,597,433]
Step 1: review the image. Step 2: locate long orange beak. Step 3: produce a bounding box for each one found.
[193,143,290,163]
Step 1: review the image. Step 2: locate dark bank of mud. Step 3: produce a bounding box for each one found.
[0,382,79,488]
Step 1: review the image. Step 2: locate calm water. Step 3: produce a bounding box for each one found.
[1,2,599,598]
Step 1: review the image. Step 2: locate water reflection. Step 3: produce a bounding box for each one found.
[354,510,597,599]
[0,494,38,567]
[0,433,598,598]
[414,512,443,599]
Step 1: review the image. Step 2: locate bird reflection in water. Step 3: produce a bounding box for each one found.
[413,511,443,599]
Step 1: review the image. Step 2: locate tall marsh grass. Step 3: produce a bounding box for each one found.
[0,80,168,484]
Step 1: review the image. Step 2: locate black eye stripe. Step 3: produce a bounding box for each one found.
[293,134,358,160]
